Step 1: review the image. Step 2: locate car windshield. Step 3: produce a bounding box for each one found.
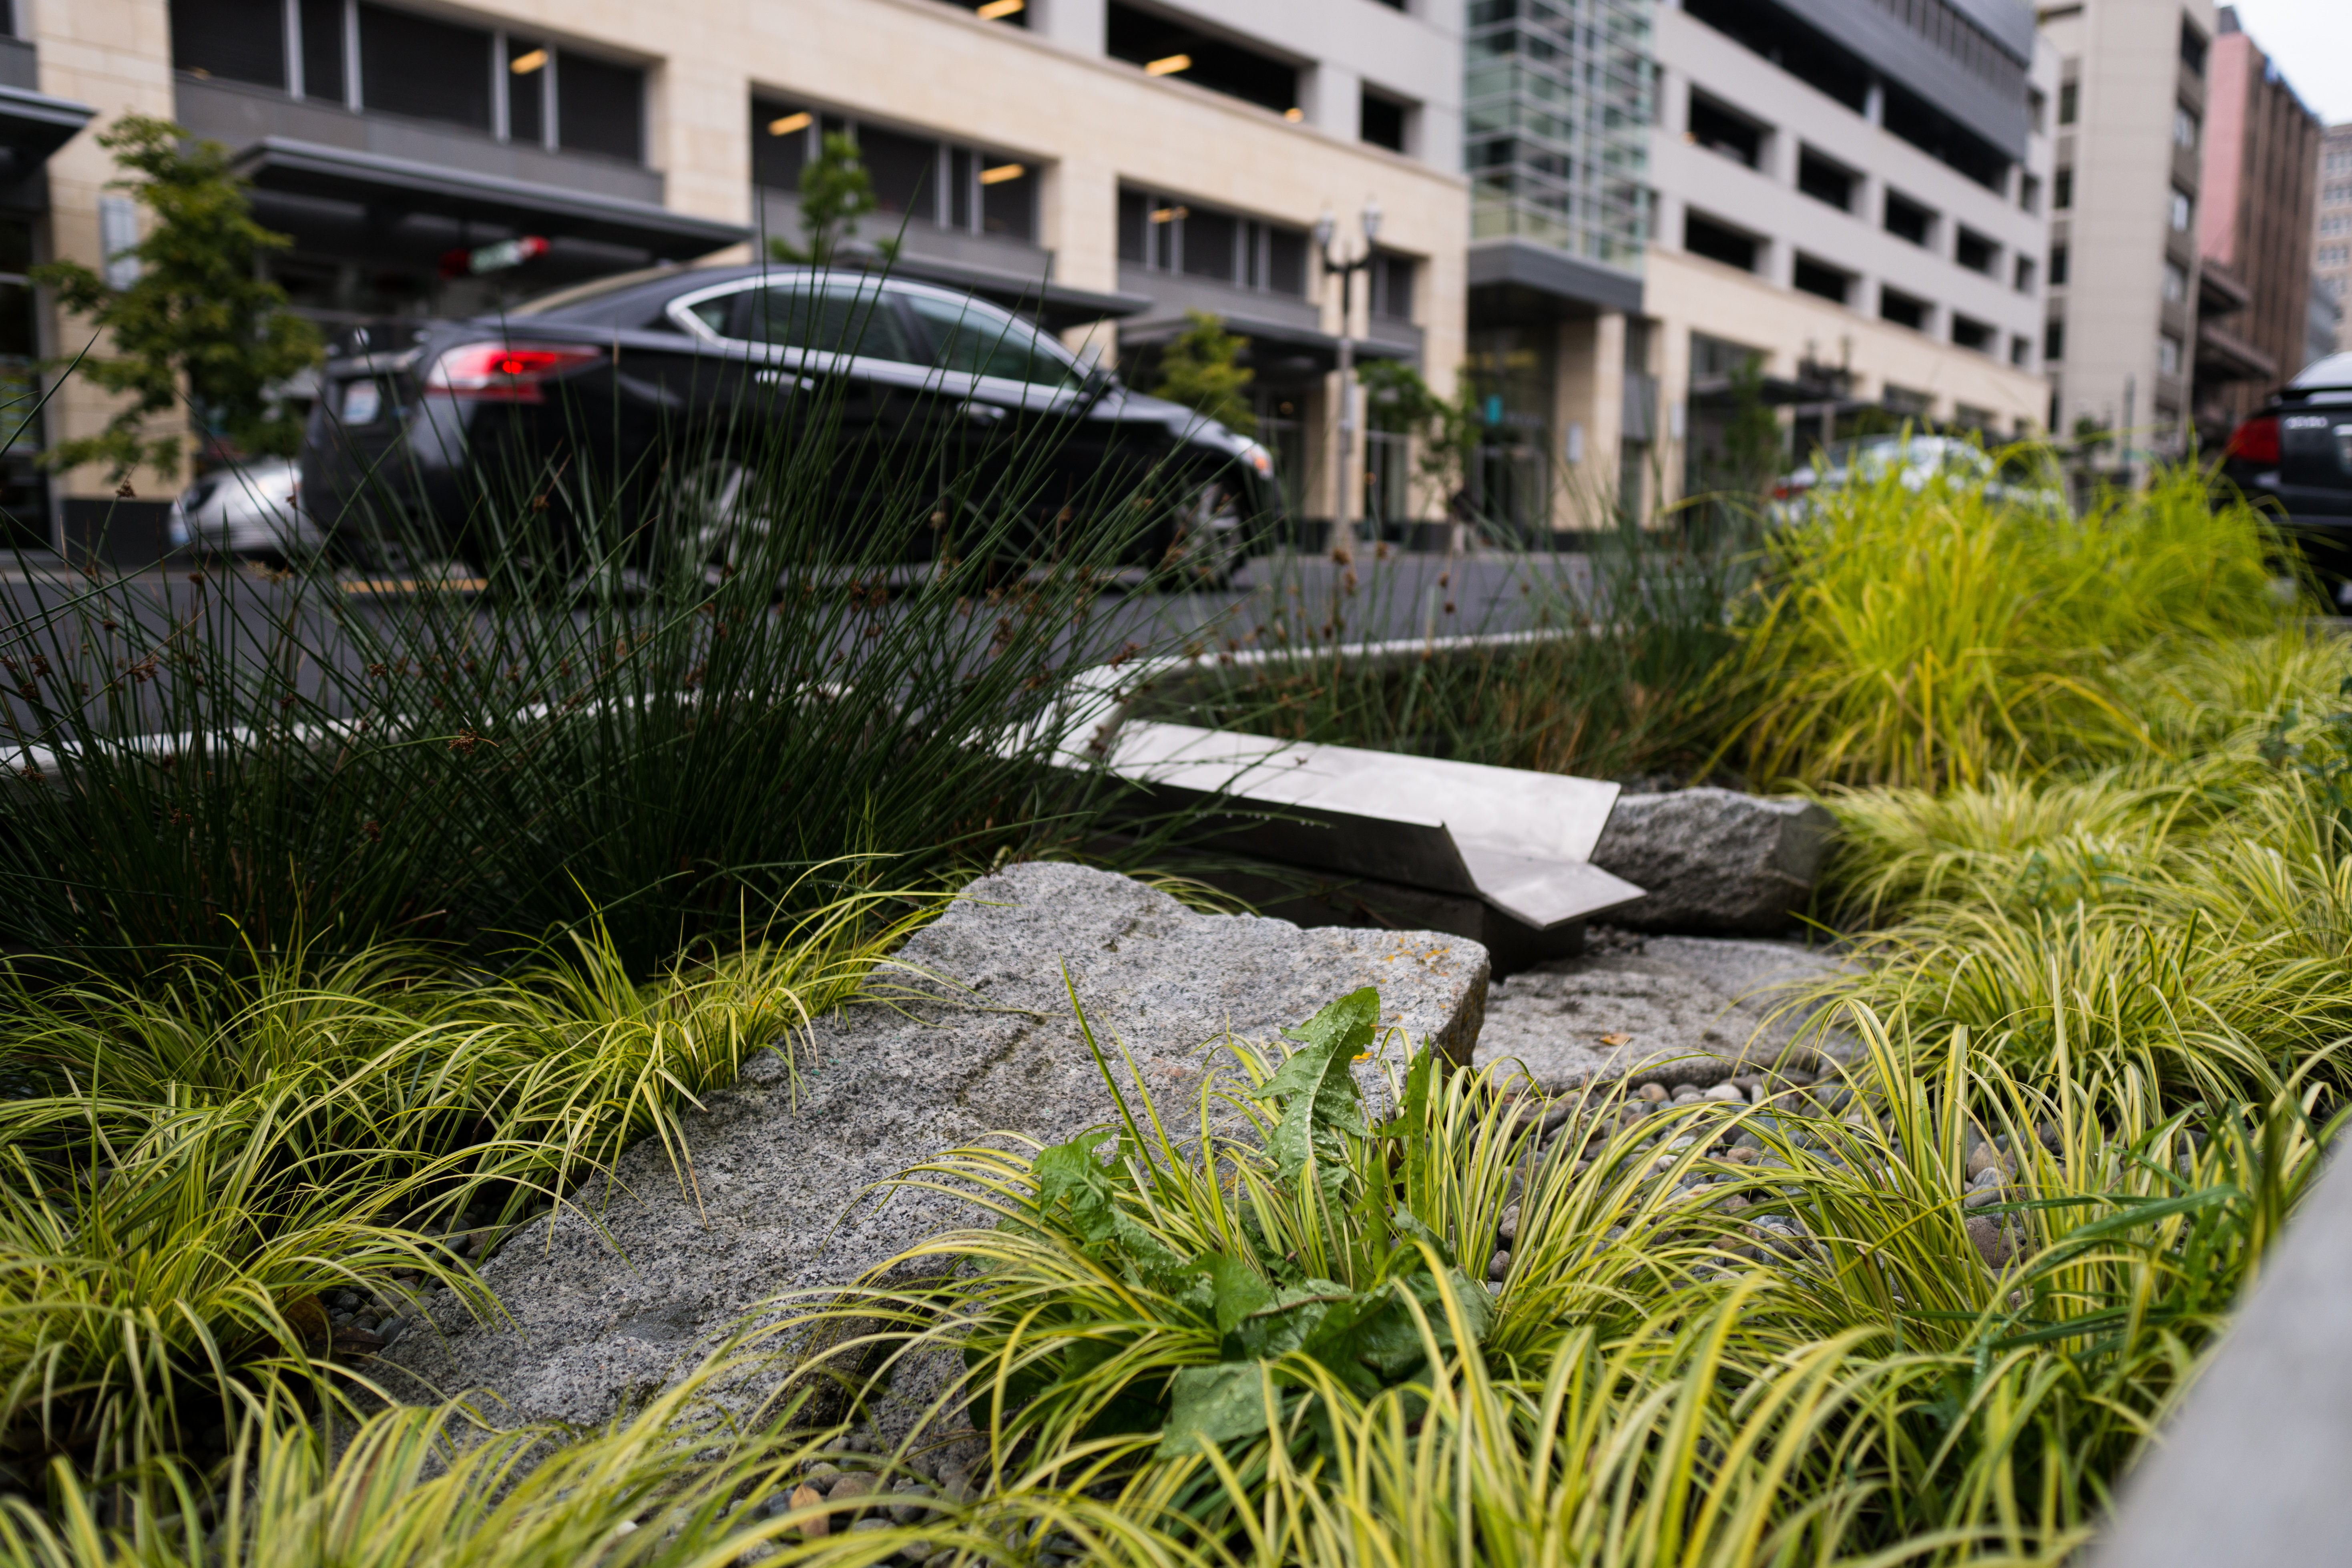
[902,292,1077,388]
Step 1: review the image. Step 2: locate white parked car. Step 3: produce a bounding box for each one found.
[166,458,323,562]
[1769,434,2066,523]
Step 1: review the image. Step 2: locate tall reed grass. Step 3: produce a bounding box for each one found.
[1135,531,1736,783]
[0,370,1195,982]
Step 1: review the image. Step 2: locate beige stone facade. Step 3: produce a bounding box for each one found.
[16,0,1468,543]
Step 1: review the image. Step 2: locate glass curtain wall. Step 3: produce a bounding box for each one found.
[1465,0,1655,272]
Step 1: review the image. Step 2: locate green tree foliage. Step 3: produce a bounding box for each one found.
[1150,310,1256,436]
[1356,358,1479,516]
[766,132,897,267]
[32,116,323,480]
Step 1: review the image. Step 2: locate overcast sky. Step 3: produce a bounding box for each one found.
[2221,0,2352,126]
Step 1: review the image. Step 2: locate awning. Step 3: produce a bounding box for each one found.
[228,137,745,260]
[1468,237,1642,322]
[0,83,96,177]
[840,248,1151,333]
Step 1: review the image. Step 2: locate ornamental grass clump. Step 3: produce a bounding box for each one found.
[1723,459,2289,791]
[749,955,2334,1567]
[0,890,914,1487]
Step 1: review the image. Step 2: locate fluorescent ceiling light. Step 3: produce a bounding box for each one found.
[1144,53,1192,76]
[1283,107,1303,121]
[979,163,1027,185]
[975,0,1025,16]
[768,111,813,136]
[508,48,548,74]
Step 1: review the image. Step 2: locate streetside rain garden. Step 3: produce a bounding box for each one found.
[2,117,2349,1568]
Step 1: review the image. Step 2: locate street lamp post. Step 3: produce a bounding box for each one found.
[1312,198,1381,558]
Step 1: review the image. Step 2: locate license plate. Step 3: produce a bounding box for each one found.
[341,379,383,425]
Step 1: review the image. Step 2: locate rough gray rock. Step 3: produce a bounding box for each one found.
[378,861,1488,1429]
[1472,932,1850,1091]
[1591,789,1838,934]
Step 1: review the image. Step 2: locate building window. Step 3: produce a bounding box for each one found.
[556,51,644,162]
[2157,333,2181,375]
[1797,147,1855,211]
[2057,79,2078,124]
[1956,227,1998,274]
[1117,186,1307,295]
[2179,20,2207,77]
[1683,209,1759,272]
[2169,187,2192,233]
[360,4,493,133]
[1792,254,1852,303]
[1880,286,1930,331]
[172,0,287,88]
[2049,244,2069,285]
[1884,189,1936,248]
[300,0,345,102]
[2029,86,2047,134]
[1369,250,1415,322]
[1361,89,1409,153]
[1952,314,1995,353]
[934,0,1030,25]
[2044,319,2065,361]
[2019,173,2041,213]
[2162,260,2187,303]
[174,0,645,157]
[2015,254,2036,292]
[1105,2,1298,116]
[2173,105,2198,150]
[1687,92,1764,170]
[757,103,1035,244]
[1882,383,1932,418]
[2010,333,2032,367]
[2054,168,2073,209]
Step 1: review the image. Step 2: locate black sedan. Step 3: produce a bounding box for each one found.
[2223,351,2352,606]
[300,263,1283,586]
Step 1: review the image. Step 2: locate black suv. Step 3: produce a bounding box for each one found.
[300,264,1282,584]
[2223,351,2352,605]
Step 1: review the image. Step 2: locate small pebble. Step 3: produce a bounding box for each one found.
[1496,1204,1520,1245]
[1703,1083,1744,1104]
[1639,1082,1668,1103]
[1486,1249,1511,1283]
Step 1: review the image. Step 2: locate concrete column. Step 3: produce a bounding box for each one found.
[1032,0,1105,58]
[1304,64,1362,139]
[1555,313,1627,530]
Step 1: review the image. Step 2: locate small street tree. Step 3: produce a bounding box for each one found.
[1356,358,1478,518]
[1151,311,1256,436]
[32,115,322,482]
[767,133,896,267]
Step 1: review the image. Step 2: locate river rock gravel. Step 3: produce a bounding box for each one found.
[377,861,1489,1429]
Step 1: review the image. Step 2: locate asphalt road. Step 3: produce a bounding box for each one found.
[0,544,1601,746]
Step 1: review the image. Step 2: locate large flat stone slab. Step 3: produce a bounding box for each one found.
[379,861,1488,1427]
[1473,931,1850,1090]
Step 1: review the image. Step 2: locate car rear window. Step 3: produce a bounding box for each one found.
[743,282,918,363]
[902,293,1075,388]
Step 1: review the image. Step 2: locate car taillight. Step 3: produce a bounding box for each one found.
[1771,479,1810,501]
[2225,414,2281,464]
[423,341,603,401]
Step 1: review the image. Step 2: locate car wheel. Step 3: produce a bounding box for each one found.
[667,454,781,585]
[1161,481,1246,592]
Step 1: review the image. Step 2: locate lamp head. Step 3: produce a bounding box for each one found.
[1312,208,1336,254]
[1361,197,1382,244]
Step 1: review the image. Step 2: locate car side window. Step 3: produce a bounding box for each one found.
[743,283,918,363]
[902,293,1075,388]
